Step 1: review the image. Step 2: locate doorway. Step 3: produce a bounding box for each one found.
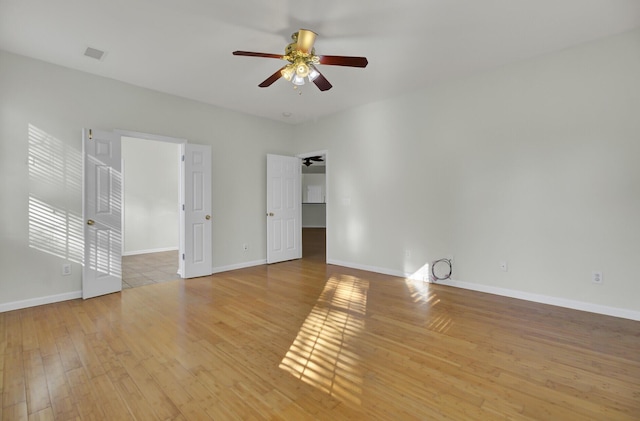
[83,129,212,298]
[121,136,181,288]
[298,150,328,262]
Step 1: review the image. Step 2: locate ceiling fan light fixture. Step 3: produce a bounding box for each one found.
[281,65,295,81]
[295,62,310,78]
[292,74,306,86]
[308,67,320,82]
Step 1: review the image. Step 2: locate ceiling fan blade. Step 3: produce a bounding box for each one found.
[296,29,317,53]
[317,55,368,68]
[233,51,283,60]
[312,69,333,92]
[258,66,288,88]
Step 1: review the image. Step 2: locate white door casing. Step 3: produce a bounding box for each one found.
[181,143,212,278]
[82,129,123,299]
[267,154,301,264]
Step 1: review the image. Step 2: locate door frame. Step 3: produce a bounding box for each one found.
[115,130,188,275]
[297,149,328,261]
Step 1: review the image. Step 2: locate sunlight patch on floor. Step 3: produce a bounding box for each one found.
[404,276,453,334]
[279,274,369,405]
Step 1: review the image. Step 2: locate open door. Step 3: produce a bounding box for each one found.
[266,154,302,264]
[82,129,123,299]
[180,143,213,278]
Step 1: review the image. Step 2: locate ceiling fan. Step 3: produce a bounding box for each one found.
[232,29,368,91]
[302,156,324,166]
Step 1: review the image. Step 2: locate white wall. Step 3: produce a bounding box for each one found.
[122,137,179,255]
[302,204,326,228]
[0,50,293,309]
[2,28,639,319]
[296,29,640,318]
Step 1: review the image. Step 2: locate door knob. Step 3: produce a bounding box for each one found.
[205,215,211,220]
[267,212,274,217]
[87,219,95,225]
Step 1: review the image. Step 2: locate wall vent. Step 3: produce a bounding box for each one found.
[84,47,106,61]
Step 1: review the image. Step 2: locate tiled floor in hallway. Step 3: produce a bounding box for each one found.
[122,250,180,289]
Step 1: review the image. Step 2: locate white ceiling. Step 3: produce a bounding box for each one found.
[2,1,639,125]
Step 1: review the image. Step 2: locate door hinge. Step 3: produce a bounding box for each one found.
[88,129,93,140]
[182,253,185,260]
[182,204,185,211]
[182,155,185,162]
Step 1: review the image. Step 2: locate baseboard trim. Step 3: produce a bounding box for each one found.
[436,278,640,321]
[327,259,406,278]
[327,259,640,322]
[123,247,179,257]
[5,261,637,321]
[211,259,267,274]
[0,291,83,313]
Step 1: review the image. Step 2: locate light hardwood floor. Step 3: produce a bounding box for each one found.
[1,228,639,420]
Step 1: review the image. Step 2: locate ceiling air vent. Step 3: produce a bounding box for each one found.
[84,47,106,61]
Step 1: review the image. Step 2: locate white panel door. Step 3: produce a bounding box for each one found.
[182,143,212,278]
[83,129,122,299]
[267,154,301,264]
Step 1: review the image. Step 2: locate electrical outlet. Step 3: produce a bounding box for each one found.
[499,261,508,272]
[592,271,603,284]
[61,263,71,276]
[243,243,249,251]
